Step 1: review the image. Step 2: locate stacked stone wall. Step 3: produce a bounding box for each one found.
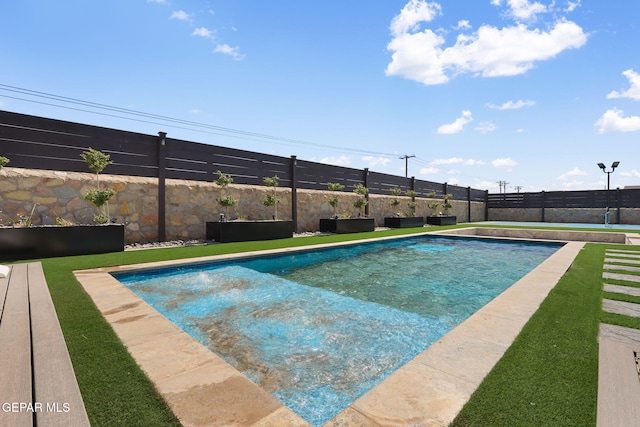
[0,168,485,244]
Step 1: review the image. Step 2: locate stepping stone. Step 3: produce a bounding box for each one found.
[606,252,640,260]
[603,272,640,283]
[603,264,640,273]
[607,249,640,255]
[605,257,640,265]
[604,284,640,297]
[602,299,640,318]
[597,324,640,426]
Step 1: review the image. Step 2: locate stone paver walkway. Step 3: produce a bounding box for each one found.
[598,249,640,427]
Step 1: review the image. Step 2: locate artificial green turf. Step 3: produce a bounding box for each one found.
[450,243,606,427]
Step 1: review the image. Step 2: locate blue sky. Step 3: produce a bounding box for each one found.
[1,0,639,192]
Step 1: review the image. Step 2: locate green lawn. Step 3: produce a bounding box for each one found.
[34,226,640,426]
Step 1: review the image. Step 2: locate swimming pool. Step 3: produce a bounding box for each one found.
[114,236,561,426]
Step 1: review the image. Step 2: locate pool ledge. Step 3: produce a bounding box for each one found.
[73,238,585,427]
[437,226,639,244]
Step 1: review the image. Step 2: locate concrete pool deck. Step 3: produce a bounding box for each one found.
[74,233,585,426]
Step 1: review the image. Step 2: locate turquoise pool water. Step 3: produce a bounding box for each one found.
[115,236,561,426]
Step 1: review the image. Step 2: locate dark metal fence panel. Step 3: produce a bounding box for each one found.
[488,189,640,209]
[295,159,364,191]
[413,179,445,198]
[470,188,488,202]
[0,110,159,177]
[1,110,488,200]
[620,189,640,208]
[367,171,412,195]
[447,184,469,201]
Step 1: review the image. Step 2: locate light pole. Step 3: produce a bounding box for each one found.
[597,161,620,225]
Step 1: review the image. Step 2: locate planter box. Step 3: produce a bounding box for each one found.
[319,218,375,234]
[384,217,424,228]
[426,216,457,226]
[206,220,294,243]
[0,224,125,261]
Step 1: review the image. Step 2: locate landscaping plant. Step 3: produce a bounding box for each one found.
[262,175,280,220]
[326,182,345,218]
[214,170,237,221]
[353,183,369,217]
[406,189,418,217]
[81,148,116,224]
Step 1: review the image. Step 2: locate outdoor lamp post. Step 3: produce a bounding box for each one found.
[597,161,620,225]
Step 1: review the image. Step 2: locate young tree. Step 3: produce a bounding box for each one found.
[262,175,280,220]
[81,148,115,224]
[214,170,237,221]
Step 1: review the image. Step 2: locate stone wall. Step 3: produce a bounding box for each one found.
[489,207,640,225]
[0,168,485,243]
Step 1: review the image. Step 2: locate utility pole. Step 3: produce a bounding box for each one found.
[399,154,415,178]
[514,185,522,193]
[496,180,509,193]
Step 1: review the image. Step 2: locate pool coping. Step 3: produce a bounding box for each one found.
[73,231,586,426]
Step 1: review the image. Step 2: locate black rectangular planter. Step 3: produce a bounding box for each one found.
[383,217,424,228]
[0,224,125,261]
[206,220,294,243]
[319,218,376,234]
[426,216,457,226]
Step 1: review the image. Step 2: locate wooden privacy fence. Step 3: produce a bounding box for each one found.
[0,110,488,236]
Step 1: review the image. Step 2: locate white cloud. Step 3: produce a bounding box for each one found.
[476,180,498,190]
[487,99,536,109]
[214,44,244,60]
[188,109,202,114]
[437,110,472,134]
[362,156,392,168]
[431,157,485,166]
[147,0,168,4]
[320,155,351,166]
[595,109,640,133]
[386,1,587,85]
[419,166,439,174]
[475,121,498,133]
[390,0,442,37]
[621,169,640,178]
[492,157,518,169]
[561,179,586,189]
[170,10,191,21]
[607,69,640,101]
[192,27,215,39]
[565,1,582,13]
[559,167,587,180]
[495,0,548,22]
[455,20,471,30]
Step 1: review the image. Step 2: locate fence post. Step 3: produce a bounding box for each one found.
[290,156,298,233]
[157,132,167,242]
[541,191,545,222]
[484,190,489,221]
[467,186,471,222]
[410,176,415,191]
[616,187,621,224]
[363,168,370,217]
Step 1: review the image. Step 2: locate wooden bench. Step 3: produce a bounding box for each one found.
[0,262,90,427]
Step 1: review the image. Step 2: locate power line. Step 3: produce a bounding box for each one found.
[0,84,400,159]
